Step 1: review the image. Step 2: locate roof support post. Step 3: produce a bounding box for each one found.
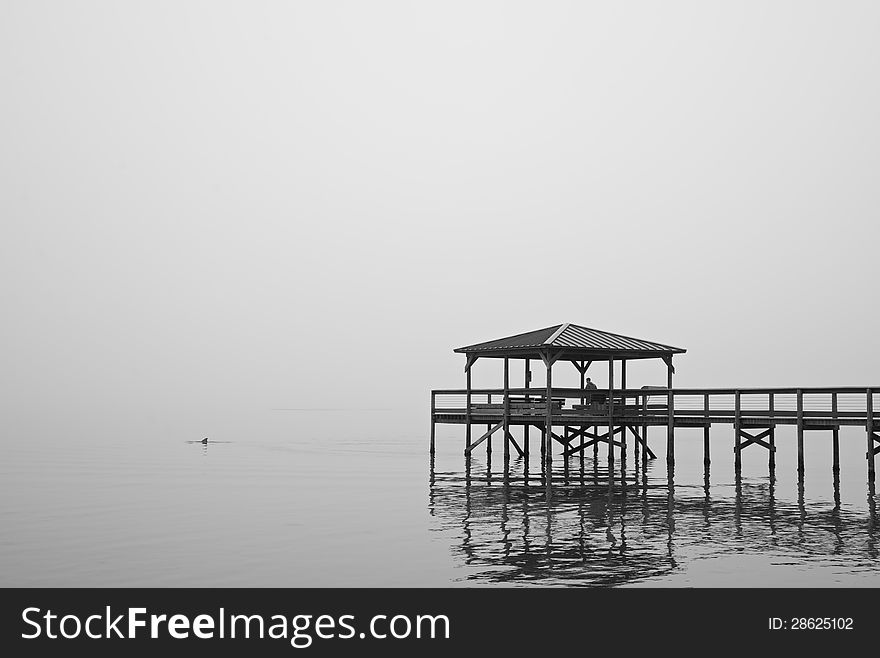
[608,356,615,469]
[621,359,627,465]
[665,356,674,468]
[579,362,585,406]
[524,359,530,470]
[544,350,553,497]
[503,357,510,475]
[464,355,474,455]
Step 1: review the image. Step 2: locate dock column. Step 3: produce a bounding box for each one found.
[641,393,648,472]
[524,359,530,473]
[544,352,553,493]
[769,392,776,474]
[608,356,615,470]
[430,390,436,455]
[734,390,741,474]
[666,356,674,468]
[703,392,710,468]
[868,389,876,482]
[487,394,492,459]
[579,362,586,472]
[621,360,627,466]
[796,389,804,475]
[832,392,839,474]
[465,356,473,454]
[503,358,510,474]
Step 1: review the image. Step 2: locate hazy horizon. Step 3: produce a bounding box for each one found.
[3,2,879,442]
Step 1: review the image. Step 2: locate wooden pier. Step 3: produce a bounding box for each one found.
[430,323,880,488]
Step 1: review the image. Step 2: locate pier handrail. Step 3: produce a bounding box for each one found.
[433,386,880,396]
[432,387,880,420]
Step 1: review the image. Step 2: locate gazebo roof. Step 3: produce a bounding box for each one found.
[454,323,685,361]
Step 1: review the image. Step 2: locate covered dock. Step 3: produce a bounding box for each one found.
[430,323,880,486]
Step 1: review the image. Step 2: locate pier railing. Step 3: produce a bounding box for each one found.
[432,386,880,425]
[431,386,880,479]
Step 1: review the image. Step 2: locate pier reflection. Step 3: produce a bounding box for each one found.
[428,456,880,586]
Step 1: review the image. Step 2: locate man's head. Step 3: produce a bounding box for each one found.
[586,378,591,383]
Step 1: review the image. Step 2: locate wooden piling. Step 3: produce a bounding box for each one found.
[734,390,741,473]
[769,392,776,473]
[608,356,615,469]
[703,392,710,467]
[621,360,627,465]
[832,392,839,473]
[524,359,530,464]
[465,360,472,454]
[868,388,876,481]
[796,389,804,474]
[641,394,648,471]
[430,390,436,455]
[545,354,553,486]
[503,358,510,467]
[578,362,585,472]
[666,358,674,466]
[486,394,492,458]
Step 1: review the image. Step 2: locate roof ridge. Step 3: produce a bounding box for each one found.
[455,324,562,351]
[544,323,570,345]
[567,323,682,351]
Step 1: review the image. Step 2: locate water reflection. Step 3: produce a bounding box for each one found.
[428,455,880,586]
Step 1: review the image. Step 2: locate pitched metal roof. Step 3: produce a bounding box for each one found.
[454,323,685,356]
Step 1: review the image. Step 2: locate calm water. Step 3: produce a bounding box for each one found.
[2,412,878,587]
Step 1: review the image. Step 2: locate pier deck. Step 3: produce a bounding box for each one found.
[431,386,880,479]
[433,323,879,485]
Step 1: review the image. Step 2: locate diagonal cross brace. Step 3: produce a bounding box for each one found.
[627,426,656,460]
[736,428,776,453]
[465,421,504,455]
[506,431,525,458]
[564,430,625,457]
[868,432,880,458]
[564,437,625,457]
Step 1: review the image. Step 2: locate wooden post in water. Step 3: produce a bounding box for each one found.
[503,358,510,469]
[831,392,839,474]
[703,392,710,467]
[579,362,586,472]
[667,361,674,463]
[430,390,436,455]
[545,353,553,490]
[524,359,531,464]
[796,389,804,475]
[487,394,492,459]
[608,356,615,469]
[641,394,648,471]
[769,392,776,473]
[734,390,741,474]
[465,359,472,454]
[868,389,876,481]
[621,360,627,465]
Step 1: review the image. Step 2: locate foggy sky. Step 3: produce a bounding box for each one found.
[2,2,879,440]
